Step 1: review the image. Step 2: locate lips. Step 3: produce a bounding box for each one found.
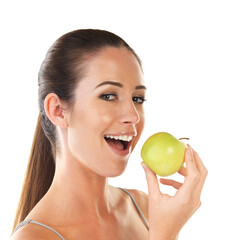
[104,136,133,156]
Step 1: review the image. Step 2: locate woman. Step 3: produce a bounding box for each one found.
[11,29,207,240]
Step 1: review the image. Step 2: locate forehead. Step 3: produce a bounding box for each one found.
[80,47,144,88]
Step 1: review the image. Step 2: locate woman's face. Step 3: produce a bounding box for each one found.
[66,47,146,177]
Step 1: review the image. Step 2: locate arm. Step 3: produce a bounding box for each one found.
[142,144,208,240]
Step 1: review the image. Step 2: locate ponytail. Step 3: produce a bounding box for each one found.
[12,113,55,231]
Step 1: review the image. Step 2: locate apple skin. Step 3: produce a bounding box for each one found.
[141,132,186,177]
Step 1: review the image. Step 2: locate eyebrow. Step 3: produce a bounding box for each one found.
[95,81,147,90]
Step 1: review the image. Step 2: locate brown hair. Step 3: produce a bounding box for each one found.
[12,29,142,231]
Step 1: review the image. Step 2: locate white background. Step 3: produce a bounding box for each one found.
[1,0,239,239]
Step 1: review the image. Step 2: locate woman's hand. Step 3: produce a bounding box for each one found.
[141,144,208,240]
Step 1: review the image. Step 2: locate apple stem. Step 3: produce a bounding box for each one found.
[179,137,190,140]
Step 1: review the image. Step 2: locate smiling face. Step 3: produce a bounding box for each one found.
[65,47,146,177]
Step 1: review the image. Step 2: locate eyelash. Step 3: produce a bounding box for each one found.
[99,93,146,104]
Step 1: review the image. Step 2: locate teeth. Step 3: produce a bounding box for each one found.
[105,135,133,142]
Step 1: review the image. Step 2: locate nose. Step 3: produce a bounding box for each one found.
[118,99,141,125]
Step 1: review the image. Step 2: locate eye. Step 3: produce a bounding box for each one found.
[132,96,147,104]
[99,93,118,101]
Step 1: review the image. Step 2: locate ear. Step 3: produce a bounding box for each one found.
[44,93,69,128]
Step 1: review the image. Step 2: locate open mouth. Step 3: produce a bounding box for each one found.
[104,135,132,155]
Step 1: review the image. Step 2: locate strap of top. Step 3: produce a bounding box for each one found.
[12,219,66,240]
[118,187,149,230]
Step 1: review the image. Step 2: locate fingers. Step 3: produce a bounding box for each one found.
[187,144,208,182]
[185,144,199,177]
[180,144,208,199]
[178,165,187,176]
[190,146,208,195]
[141,162,162,198]
[160,178,182,190]
[180,145,201,194]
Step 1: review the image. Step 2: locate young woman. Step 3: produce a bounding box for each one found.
[11,29,207,240]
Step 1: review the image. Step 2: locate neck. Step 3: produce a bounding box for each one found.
[42,154,116,225]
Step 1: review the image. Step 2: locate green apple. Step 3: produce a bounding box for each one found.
[141,132,187,177]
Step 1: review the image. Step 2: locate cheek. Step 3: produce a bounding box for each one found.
[96,111,116,126]
[67,102,118,155]
[90,102,119,129]
[138,108,145,131]
[71,100,118,130]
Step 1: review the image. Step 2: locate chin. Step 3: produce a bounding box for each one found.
[104,161,128,178]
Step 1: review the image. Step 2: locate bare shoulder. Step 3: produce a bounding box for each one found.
[10,222,60,240]
[124,188,149,222]
[124,188,148,205]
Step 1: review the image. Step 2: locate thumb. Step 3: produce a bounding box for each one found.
[141,162,162,198]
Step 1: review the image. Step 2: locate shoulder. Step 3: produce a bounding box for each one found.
[123,188,149,222]
[10,221,60,240]
[124,188,148,205]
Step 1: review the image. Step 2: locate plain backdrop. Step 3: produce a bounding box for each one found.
[1,0,239,239]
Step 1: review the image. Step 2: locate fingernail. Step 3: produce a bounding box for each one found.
[141,162,148,171]
[186,145,191,153]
